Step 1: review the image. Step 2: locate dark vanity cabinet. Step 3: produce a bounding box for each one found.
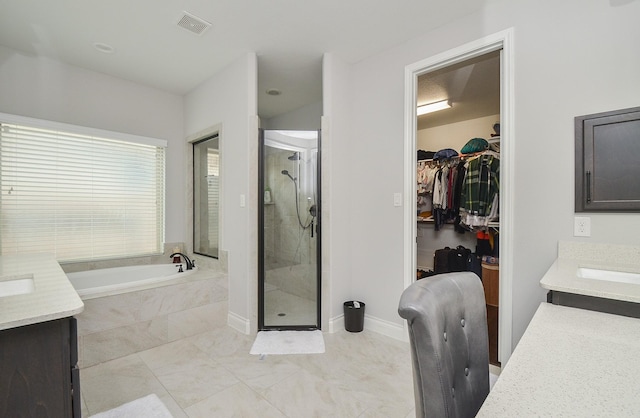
[548,290,640,319]
[575,106,640,212]
[0,317,80,417]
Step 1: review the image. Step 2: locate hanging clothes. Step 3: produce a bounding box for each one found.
[446,165,457,210]
[432,146,460,228]
[416,150,500,232]
[417,160,429,207]
[452,160,467,233]
[417,161,438,206]
[432,165,449,210]
[459,152,500,230]
[432,161,468,230]
[432,165,449,230]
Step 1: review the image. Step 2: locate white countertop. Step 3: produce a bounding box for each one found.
[539,241,640,303]
[0,253,84,331]
[540,257,640,303]
[477,302,640,416]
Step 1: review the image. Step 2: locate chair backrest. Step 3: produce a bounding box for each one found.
[398,272,489,418]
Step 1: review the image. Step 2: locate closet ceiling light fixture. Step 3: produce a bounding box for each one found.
[416,100,451,116]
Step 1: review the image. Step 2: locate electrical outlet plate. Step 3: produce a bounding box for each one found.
[574,216,591,237]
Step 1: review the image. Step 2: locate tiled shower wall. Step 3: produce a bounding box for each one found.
[264,149,317,270]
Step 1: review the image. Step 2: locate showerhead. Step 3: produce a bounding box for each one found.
[281,170,296,182]
[287,152,300,161]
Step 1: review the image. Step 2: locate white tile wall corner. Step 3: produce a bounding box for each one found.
[558,241,640,267]
[164,242,186,255]
[192,250,228,274]
[59,242,188,274]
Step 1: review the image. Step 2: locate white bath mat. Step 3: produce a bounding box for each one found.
[89,394,173,418]
[250,330,325,355]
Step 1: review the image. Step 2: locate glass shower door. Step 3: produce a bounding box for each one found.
[258,130,320,330]
[193,135,219,258]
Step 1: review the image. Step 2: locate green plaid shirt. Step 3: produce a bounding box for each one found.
[460,154,500,216]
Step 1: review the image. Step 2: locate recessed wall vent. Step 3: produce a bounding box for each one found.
[177,11,211,36]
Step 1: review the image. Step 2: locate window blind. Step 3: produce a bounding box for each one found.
[0,121,165,262]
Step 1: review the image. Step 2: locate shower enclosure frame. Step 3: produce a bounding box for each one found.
[258,129,322,331]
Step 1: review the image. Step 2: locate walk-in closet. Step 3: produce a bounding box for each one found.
[415,50,501,365]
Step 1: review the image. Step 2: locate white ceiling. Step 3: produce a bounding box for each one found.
[417,50,501,129]
[0,0,495,120]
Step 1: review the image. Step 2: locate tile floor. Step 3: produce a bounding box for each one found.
[80,326,416,417]
[263,289,316,327]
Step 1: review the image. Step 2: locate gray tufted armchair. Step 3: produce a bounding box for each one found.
[398,272,490,418]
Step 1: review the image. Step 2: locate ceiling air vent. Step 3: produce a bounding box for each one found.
[177,11,211,36]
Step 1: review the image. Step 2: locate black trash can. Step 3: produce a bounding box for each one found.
[344,301,365,332]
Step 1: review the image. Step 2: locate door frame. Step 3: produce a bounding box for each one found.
[257,129,322,331]
[403,28,515,364]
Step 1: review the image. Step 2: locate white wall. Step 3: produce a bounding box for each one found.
[184,53,258,331]
[337,0,640,349]
[346,46,408,331]
[322,53,354,327]
[262,100,322,130]
[0,45,186,244]
[417,114,500,152]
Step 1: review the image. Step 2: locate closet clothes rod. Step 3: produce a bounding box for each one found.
[417,156,462,163]
[417,150,500,163]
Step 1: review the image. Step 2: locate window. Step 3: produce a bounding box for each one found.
[193,135,219,258]
[0,114,166,262]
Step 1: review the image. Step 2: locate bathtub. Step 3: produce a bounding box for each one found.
[67,263,198,298]
[70,264,226,368]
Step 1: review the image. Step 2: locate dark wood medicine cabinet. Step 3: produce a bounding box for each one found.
[575,105,640,212]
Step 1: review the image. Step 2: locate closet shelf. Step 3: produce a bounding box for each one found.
[417,217,499,229]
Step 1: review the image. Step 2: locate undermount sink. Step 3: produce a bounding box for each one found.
[577,267,640,285]
[0,274,35,297]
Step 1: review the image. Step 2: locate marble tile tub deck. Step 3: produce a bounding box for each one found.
[75,268,229,368]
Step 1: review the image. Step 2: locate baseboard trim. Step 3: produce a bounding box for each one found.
[365,315,407,341]
[228,310,406,341]
[328,313,407,341]
[328,314,344,334]
[228,311,250,334]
